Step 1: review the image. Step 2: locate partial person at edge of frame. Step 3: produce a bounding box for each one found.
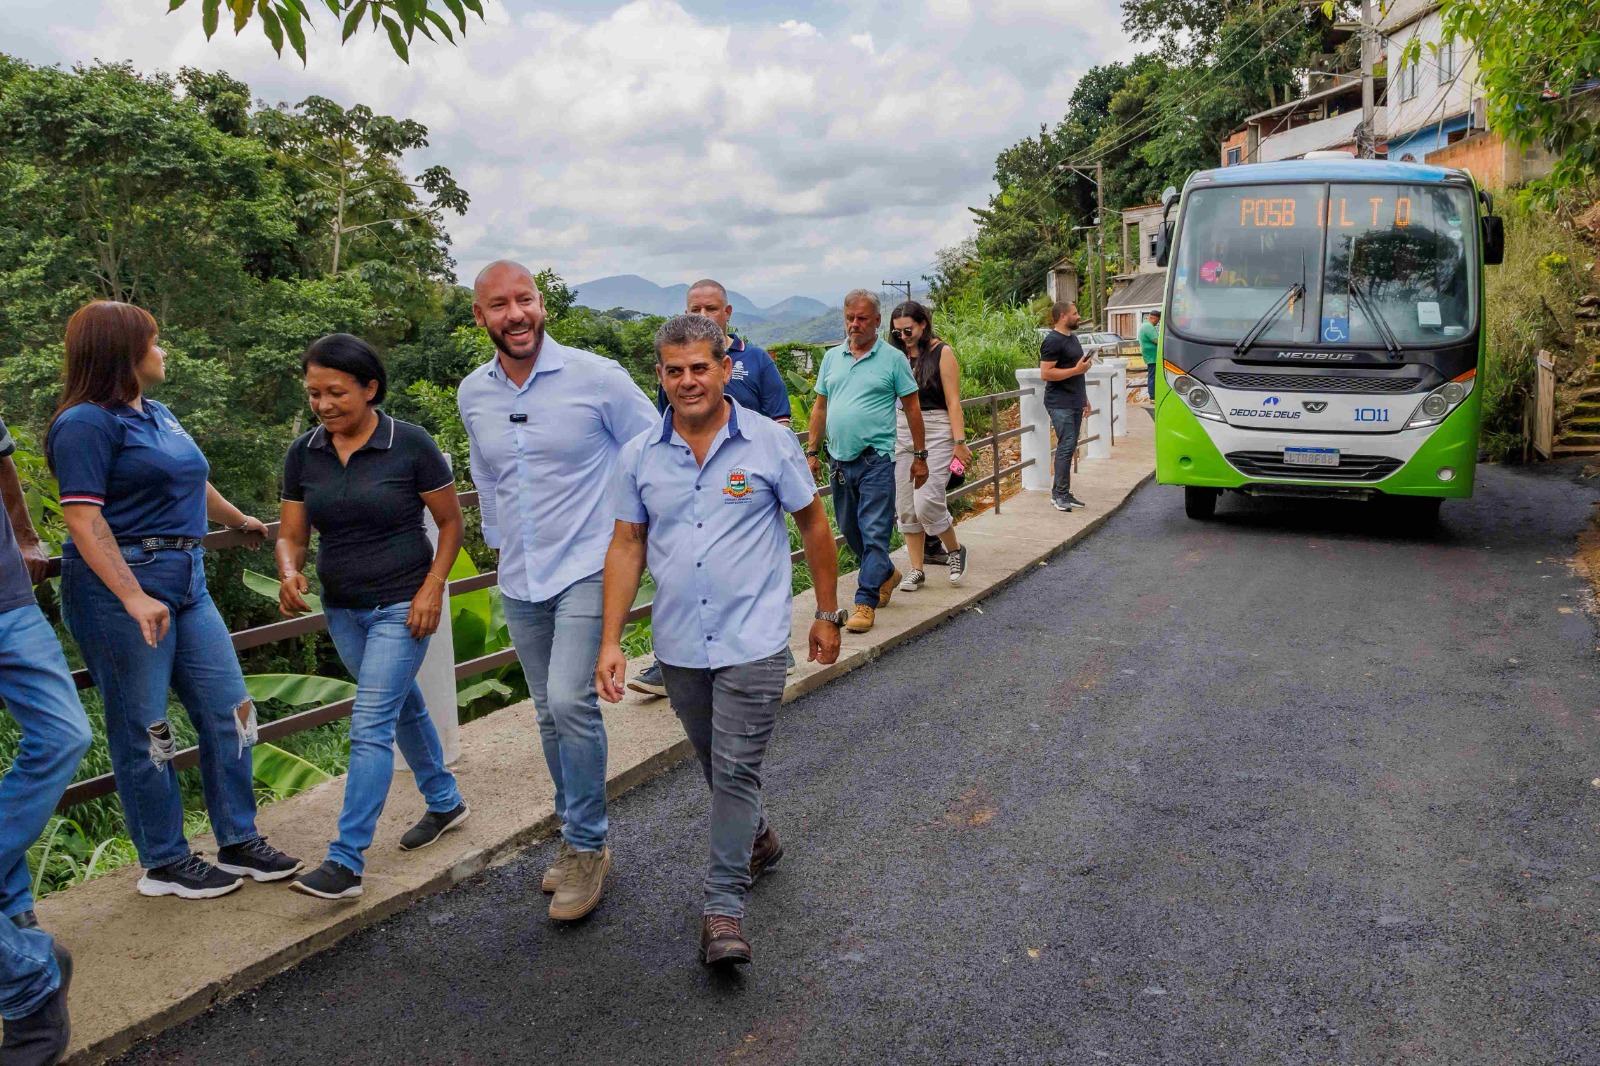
[457,260,658,923]
[275,334,471,902]
[596,312,844,967]
[806,289,928,635]
[629,277,797,700]
[0,411,91,1066]
[45,300,302,901]
[886,300,971,590]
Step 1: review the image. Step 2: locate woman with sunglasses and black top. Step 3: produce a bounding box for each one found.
[887,301,971,589]
[48,300,302,901]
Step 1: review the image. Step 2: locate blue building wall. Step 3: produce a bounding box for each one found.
[1387,114,1470,163]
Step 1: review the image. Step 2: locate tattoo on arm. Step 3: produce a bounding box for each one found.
[90,512,143,600]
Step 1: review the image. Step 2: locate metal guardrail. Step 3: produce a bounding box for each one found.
[52,387,1043,809]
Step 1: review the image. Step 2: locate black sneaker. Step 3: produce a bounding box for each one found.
[1065,493,1086,510]
[290,860,363,900]
[1,941,71,1066]
[399,802,471,852]
[1052,497,1073,512]
[10,910,38,930]
[923,544,950,566]
[137,854,243,900]
[216,837,303,882]
[948,545,969,584]
[626,660,668,698]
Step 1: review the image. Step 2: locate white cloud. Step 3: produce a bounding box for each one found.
[22,0,1128,305]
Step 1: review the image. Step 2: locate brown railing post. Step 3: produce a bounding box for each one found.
[989,395,1001,515]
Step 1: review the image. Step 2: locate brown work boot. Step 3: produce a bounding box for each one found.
[548,846,609,921]
[879,569,902,608]
[844,604,875,633]
[541,839,577,894]
[700,914,752,967]
[750,825,784,882]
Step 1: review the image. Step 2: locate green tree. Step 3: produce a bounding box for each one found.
[1433,0,1600,197]
[165,0,486,63]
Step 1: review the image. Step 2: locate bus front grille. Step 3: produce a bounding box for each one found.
[1226,451,1404,482]
[1214,373,1422,394]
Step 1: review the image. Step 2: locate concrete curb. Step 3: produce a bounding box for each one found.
[45,416,1156,1064]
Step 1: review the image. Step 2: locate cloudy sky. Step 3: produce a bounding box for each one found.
[6,0,1132,306]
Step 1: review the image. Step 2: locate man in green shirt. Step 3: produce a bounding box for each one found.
[806,290,927,634]
[1138,310,1161,403]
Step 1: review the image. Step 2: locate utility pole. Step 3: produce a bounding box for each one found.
[881,280,912,306]
[1359,0,1378,158]
[1095,161,1105,328]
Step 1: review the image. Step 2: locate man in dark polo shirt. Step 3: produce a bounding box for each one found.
[630,278,796,698]
[1039,301,1095,512]
[0,415,90,1063]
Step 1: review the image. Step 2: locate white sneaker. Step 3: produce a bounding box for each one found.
[899,568,925,592]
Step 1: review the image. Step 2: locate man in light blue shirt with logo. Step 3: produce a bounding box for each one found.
[805,289,928,634]
[457,261,657,923]
[596,314,843,968]
[630,278,794,699]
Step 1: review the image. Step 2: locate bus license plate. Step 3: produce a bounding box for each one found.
[1283,447,1339,467]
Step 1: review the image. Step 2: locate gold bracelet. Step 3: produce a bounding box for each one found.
[425,573,447,586]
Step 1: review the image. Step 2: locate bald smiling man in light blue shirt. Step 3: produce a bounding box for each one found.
[457,261,657,923]
[596,314,842,968]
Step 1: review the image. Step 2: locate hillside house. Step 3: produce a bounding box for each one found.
[1105,203,1165,339]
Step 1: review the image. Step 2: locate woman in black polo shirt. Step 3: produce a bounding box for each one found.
[276,334,470,900]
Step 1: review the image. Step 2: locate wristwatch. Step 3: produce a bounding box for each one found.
[815,609,848,626]
[912,449,929,460]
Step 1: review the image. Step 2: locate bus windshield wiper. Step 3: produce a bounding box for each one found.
[1348,277,1401,354]
[1234,282,1305,357]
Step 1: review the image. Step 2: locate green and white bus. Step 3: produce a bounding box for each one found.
[1151,157,1504,519]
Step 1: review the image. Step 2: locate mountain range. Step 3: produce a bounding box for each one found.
[572,275,829,324]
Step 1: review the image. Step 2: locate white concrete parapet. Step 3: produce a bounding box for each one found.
[408,458,462,767]
[1084,364,1116,459]
[1014,367,1053,492]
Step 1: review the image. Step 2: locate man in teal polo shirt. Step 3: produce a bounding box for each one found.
[805,290,927,634]
[1138,309,1161,404]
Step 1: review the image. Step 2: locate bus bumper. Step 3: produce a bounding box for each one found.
[1156,392,1481,498]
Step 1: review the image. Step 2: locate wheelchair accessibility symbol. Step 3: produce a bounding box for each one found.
[1321,316,1349,343]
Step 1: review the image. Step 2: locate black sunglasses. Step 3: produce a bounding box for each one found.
[890,327,919,339]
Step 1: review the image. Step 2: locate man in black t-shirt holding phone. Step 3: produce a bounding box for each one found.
[1039,301,1095,511]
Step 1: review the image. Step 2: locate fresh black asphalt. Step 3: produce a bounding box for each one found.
[113,465,1600,1065]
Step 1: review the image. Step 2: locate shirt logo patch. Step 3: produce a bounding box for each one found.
[731,360,748,381]
[161,418,193,440]
[723,468,752,499]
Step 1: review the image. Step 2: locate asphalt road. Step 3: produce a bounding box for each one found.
[115,466,1600,1066]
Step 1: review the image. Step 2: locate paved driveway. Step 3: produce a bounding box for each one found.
[115,465,1600,1065]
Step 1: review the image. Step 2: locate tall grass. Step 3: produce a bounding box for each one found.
[1480,198,1596,460]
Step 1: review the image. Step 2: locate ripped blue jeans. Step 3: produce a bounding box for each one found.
[61,545,260,869]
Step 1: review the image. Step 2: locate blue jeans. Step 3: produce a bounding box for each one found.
[830,448,897,607]
[502,572,608,852]
[0,604,89,1019]
[0,919,57,1021]
[0,605,91,921]
[323,603,463,874]
[1048,407,1083,502]
[61,545,258,869]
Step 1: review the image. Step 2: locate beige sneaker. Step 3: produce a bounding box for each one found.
[879,569,902,608]
[844,604,876,633]
[541,839,577,894]
[549,846,609,921]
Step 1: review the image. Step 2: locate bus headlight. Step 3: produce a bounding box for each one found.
[1164,366,1224,422]
[1405,372,1476,429]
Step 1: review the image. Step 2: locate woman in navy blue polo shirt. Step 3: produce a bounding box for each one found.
[47,301,302,901]
[275,334,469,901]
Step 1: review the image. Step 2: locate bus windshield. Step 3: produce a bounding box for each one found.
[1168,182,1477,349]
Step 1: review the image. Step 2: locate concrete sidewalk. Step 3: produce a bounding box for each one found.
[43,414,1155,1064]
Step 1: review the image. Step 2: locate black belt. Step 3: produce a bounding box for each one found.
[127,536,204,551]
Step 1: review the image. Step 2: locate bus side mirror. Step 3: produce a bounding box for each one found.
[1155,221,1174,268]
[1482,215,1504,265]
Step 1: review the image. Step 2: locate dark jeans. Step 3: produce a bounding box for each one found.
[830,448,897,607]
[1048,407,1083,502]
[660,651,787,918]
